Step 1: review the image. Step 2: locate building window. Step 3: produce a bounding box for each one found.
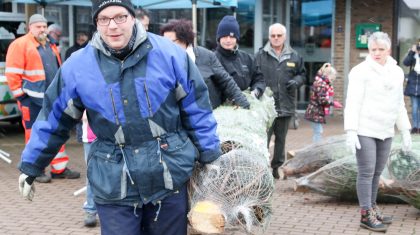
[0,3,12,12]
[289,0,334,110]
[397,0,420,75]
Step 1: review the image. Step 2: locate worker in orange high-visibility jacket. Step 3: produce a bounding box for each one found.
[5,14,80,183]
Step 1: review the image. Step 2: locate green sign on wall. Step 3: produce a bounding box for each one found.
[355,23,381,49]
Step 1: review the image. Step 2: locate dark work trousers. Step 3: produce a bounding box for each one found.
[17,96,42,143]
[355,136,392,210]
[96,184,188,235]
[268,116,292,169]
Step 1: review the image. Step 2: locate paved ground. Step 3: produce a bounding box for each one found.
[0,115,419,235]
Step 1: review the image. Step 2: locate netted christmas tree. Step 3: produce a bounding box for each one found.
[212,91,276,160]
[294,148,420,205]
[188,91,276,234]
[189,150,274,234]
[386,149,420,209]
[280,135,351,179]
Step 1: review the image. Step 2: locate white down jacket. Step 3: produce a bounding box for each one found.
[344,55,411,140]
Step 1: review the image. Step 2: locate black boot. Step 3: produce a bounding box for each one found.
[360,208,387,232]
[373,206,393,224]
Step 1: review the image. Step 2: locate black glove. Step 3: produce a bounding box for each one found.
[286,80,298,90]
[233,98,250,109]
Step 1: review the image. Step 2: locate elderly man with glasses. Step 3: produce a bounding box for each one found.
[255,23,306,179]
[17,1,221,234]
[47,23,62,46]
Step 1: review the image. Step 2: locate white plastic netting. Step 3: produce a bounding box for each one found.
[294,147,420,206]
[189,150,274,234]
[188,91,277,234]
[213,91,276,160]
[280,135,351,178]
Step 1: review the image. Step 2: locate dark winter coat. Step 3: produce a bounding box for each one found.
[403,50,420,97]
[193,46,249,109]
[65,40,89,60]
[255,42,306,117]
[304,75,332,124]
[215,45,266,96]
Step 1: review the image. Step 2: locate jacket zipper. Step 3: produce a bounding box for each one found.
[143,81,153,117]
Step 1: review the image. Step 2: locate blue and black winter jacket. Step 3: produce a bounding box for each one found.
[19,22,221,206]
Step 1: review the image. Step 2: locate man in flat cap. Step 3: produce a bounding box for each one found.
[17,1,221,235]
[6,14,80,184]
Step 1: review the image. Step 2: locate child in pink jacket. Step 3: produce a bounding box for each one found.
[304,63,342,142]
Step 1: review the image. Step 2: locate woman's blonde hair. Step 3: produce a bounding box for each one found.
[318,63,337,79]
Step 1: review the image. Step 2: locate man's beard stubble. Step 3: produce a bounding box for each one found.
[36,32,48,45]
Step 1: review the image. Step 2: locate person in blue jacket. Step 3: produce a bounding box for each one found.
[17,1,221,235]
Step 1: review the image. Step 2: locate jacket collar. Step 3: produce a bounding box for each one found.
[365,55,397,74]
[263,41,294,61]
[216,44,239,58]
[186,44,195,63]
[90,20,148,57]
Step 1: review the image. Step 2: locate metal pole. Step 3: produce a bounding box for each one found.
[192,0,197,46]
[0,149,11,164]
[200,8,207,47]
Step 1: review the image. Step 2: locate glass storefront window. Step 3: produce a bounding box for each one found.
[74,6,93,39]
[397,0,420,75]
[236,0,255,53]
[289,0,334,110]
[0,3,12,12]
[42,5,69,58]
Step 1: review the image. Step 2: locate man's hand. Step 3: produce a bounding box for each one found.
[250,89,260,99]
[346,131,361,155]
[401,130,412,153]
[18,173,36,201]
[234,98,250,109]
[286,80,298,90]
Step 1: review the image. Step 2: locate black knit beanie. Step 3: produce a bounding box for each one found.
[216,15,240,42]
[91,0,135,25]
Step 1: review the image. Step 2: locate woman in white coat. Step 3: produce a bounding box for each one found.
[344,32,412,232]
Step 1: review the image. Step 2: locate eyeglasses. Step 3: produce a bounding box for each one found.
[270,34,283,38]
[51,31,62,38]
[97,15,129,26]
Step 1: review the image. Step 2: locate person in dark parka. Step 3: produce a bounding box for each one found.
[214,15,266,99]
[65,31,89,60]
[403,38,420,134]
[161,19,250,109]
[255,23,306,179]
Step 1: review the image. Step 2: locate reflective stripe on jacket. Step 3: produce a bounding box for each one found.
[5,33,61,99]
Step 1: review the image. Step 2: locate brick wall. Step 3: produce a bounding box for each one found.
[332,0,346,114]
[332,0,396,116]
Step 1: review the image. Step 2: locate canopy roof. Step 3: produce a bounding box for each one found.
[6,0,237,8]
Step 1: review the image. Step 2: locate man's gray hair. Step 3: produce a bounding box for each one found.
[268,23,286,37]
[48,23,62,33]
[368,31,391,49]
